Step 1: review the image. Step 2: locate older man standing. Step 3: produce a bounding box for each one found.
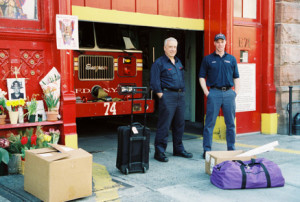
[150,37,193,162]
[199,33,240,159]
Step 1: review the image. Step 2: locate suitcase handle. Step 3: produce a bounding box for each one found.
[130,88,148,137]
[130,136,146,141]
[132,122,143,127]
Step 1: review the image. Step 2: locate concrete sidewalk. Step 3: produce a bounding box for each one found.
[0,120,300,201]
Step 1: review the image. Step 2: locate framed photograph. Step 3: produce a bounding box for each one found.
[7,78,26,100]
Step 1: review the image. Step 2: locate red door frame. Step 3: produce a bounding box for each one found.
[203,0,276,134]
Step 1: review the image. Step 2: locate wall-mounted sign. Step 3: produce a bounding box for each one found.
[56,14,79,50]
[236,63,256,112]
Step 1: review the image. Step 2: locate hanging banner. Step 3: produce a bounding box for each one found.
[56,14,79,50]
[236,63,256,112]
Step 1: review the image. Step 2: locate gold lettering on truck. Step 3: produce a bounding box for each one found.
[85,64,108,72]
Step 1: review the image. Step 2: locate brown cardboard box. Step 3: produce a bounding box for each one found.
[205,150,255,175]
[24,144,93,202]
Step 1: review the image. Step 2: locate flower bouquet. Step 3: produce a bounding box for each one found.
[0,89,7,125]
[5,126,61,175]
[25,95,38,123]
[40,67,61,121]
[6,99,25,124]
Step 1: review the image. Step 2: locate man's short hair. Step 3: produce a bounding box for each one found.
[164,37,178,46]
[11,80,23,89]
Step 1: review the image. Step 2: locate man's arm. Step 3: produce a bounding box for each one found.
[199,78,209,97]
[233,78,240,95]
[150,60,163,99]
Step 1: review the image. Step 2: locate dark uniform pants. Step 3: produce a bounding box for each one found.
[203,88,236,152]
[155,90,185,154]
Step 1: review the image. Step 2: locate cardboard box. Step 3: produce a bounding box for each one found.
[24,144,93,202]
[205,150,255,175]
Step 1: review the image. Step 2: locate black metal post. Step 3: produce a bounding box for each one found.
[289,86,293,135]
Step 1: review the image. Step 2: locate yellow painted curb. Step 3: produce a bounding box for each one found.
[65,134,78,149]
[92,162,121,202]
[261,113,278,134]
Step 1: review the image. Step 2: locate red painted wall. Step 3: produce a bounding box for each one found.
[72,0,204,19]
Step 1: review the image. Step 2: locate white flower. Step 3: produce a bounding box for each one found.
[0,89,7,99]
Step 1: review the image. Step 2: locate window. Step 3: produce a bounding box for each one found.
[0,0,44,30]
[234,0,257,19]
[78,22,139,50]
[0,0,38,20]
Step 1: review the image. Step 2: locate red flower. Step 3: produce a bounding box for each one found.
[21,136,28,145]
[0,138,10,148]
[31,134,37,146]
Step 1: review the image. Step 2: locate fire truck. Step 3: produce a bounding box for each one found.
[74,22,154,118]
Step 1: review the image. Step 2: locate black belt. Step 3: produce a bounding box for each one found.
[163,88,184,92]
[211,86,231,91]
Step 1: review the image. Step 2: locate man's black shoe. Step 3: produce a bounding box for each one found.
[203,151,206,159]
[173,150,193,158]
[154,152,169,162]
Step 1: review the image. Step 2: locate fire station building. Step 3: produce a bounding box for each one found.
[0,0,299,148]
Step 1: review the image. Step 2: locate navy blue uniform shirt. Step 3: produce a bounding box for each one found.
[198,52,239,87]
[150,55,185,93]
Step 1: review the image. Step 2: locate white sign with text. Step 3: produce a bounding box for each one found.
[236,63,256,112]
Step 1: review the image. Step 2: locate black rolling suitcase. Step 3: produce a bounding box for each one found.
[116,87,150,174]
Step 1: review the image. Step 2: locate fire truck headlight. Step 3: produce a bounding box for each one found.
[118,83,136,95]
[121,86,133,93]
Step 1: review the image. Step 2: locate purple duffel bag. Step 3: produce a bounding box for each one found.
[210,158,285,189]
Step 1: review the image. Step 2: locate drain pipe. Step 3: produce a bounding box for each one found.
[288,86,293,135]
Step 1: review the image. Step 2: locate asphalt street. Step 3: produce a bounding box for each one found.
[0,117,300,202]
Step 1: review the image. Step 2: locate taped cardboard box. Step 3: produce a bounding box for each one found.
[205,150,255,175]
[24,144,93,202]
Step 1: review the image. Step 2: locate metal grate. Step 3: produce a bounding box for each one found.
[78,55,114,80]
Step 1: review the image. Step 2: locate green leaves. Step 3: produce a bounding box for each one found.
[0,148,9,164]
[43,92,59,111]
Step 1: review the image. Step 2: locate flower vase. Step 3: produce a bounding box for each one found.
[46,111,58,122]
[9,111,19,124]
[7,153,21,174]
[0,114,6,125]
[18,107,24,124]
[0,162,8,176]
[28,114,36,123]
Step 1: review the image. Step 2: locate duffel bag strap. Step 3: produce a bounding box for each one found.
[235,160,247,189]
[239,163,247,189]
[260,162,271,188]
[238,160,271,189]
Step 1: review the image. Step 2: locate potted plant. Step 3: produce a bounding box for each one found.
[25,96,38,123]
[0,89,7,125]
[7,128,39,174]
[43,91,60,121]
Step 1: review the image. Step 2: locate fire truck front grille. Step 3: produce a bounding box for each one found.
[78,55,114,80]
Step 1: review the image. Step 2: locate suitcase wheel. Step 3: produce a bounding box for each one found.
[125,168,129,175]
[143,167,147,173]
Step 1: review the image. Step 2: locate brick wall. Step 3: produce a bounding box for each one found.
[275,0,300,134]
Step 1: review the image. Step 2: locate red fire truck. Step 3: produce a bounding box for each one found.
[74,22,154,117]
